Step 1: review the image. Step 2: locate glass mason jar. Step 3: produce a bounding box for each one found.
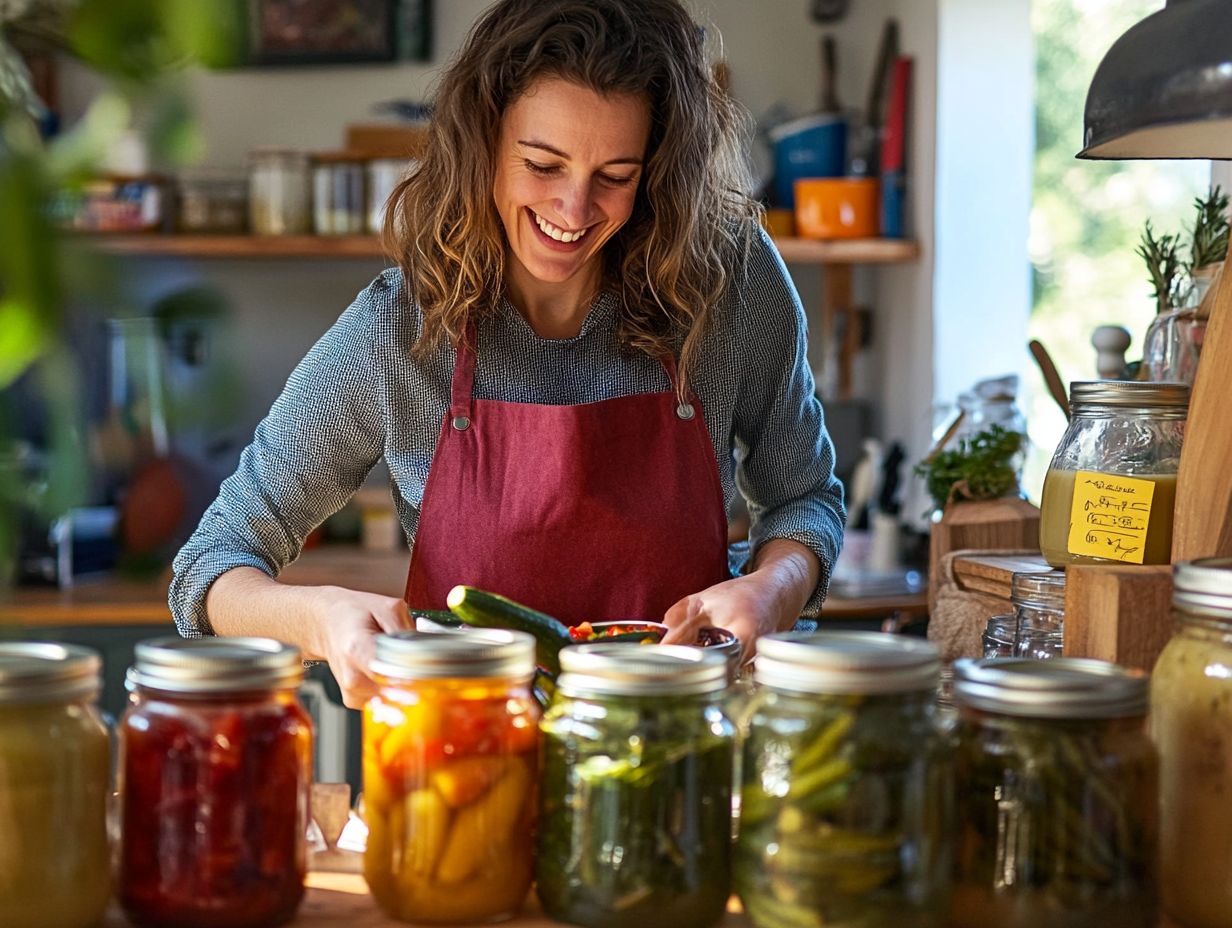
[311,152,366,235]
[982,614,1016,658]
[248,147,311,235]
[0,643,110,928]
[118,637,313,928]
[1039,381,1188,568]
[537,644,734,928]
[1151,558,1232,928]
[1011,570,1066,660]
[737,632,951,928]
[951,658,1158,928]
[363,629,540,923]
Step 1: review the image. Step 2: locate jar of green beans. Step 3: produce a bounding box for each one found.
[951,658,1158,928]
[737,632,952,928]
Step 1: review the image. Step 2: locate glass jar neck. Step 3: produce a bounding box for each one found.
[1176,610,1232,643]
[131,684,300,705]
[957,703,1145,732]
[1070,403,1187,421]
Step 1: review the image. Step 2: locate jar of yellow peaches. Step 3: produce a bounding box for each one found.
[363,629,540,923]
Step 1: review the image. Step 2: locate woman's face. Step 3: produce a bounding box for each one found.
[492,78,651,288]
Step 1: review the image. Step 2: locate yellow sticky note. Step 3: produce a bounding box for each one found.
[1067,471,1156,564]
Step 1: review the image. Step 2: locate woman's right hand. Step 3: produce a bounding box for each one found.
[310,586,412,708]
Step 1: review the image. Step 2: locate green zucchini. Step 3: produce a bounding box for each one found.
[410,608,463,627]
[446,585,572,675]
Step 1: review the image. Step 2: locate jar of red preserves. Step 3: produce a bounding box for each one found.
[118,637,313,928]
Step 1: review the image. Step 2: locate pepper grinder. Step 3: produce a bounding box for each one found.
[1091,325,1132,379]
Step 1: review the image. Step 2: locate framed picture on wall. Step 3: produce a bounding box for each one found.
[248,0,399,65]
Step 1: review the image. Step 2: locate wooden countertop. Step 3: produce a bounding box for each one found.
[0,547,925,628]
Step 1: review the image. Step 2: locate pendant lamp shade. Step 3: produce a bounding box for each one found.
[1078,0,1232,160]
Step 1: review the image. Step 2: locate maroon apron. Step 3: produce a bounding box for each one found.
[404,327,729,626]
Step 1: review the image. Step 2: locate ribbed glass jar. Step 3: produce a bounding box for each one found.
[1039,381,1188,567]
[951,658,1158,928]
[1151,558,1232,928]
[537,644,734,928]
[737,632,950,928]
[1011,570,1066,660]
[363,629,540,923]
[119,637,313,928]
[0,643,110,928]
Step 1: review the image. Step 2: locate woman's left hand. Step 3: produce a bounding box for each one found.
[660,539,822,660]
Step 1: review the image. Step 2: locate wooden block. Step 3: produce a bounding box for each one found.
[1173,248,1232,561]
[344,123,429,159]
[1063,564,1173,671]
[928,498,1041,619]
[950,552,1052,600]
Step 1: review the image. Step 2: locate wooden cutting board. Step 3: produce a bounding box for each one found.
[1172,247,1232,561]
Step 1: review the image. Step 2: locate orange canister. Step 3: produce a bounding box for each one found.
[794,178,880,239]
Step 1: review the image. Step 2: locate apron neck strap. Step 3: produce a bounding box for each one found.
[450,324,478,422]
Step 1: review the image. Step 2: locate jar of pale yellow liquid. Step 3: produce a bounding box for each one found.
[1152,558,1232,928]
[1038,381,1188,568]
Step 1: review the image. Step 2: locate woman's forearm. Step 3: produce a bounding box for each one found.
[205,567,330,659]
[749,538,822,631]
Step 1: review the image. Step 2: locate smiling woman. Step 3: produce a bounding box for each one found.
[170,0,845,717]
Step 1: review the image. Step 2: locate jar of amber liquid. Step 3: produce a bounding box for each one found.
[118,637,313,928]
[1039,381,1188,568]
[951,658,1158,928]
[363,629,540,923]
[1152,558,1232,928]
[0,643,110,928]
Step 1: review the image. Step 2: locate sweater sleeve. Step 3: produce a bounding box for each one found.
[731,228,847,616]
[168,279,389,637]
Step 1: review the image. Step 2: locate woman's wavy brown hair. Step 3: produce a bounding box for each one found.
[384,0,761,396]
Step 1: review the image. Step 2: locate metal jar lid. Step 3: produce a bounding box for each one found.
[1069,380,1190,412]
[0,642,101,705]
[371,629,535,681]
[1011,570,1066,612]
[1173,557,1232,620]
[127,637,304,695]
[952,657,1148,718]
[557,643,728,697]
[754,631,941,695]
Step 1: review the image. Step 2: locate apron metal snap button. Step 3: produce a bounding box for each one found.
[676,403,695,421]
[451,416,471,431]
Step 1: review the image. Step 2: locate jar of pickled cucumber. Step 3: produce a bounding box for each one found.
[364,629,540,923]
[537,644,734,928]
[0,643,110,928]
[951,658,1158,928]
[118,637,313,928]
[1039,381,1188,568]
[1152,558,1232,928]
[737,632,950,928]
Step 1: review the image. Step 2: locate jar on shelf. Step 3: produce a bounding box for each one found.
[982,614,1016,658]
[248,147,311,236]
[1038,380,1189,568]
[737,632,951,928]
[1011,570,1066,660]
[312,152,366,235]
[0,643,110,928]
[537,644,734,928]
[367,157,413,234]
[176,168,248,233]
[363,629,540,924]
[118,637,313,928]
[951,658,1158,928]
[1151,558,1232,928]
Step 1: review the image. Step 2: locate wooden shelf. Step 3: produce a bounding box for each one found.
[86,234,920,265]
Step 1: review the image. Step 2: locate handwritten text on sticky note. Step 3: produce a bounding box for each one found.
[1067,471,1156,564]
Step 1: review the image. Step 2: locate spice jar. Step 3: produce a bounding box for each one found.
[367,157,411,233]
[1039,381,1188,567]
[951,658,1158,928]
[538,644,734,928]
[0,643,110,928]
[248,147,311,235]
[737,632,951,928]
[118,637,313,928]
[982,614,1016,658]
[177,168,248,233]
[1011,570,1066,660]
[364,629,540,923]
[312,152,366,235]
[1151,558,1232,928]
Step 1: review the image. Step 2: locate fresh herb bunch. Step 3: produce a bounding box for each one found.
[1136,220,1183,314]
[915,424,1024,512]
[1189,186,1230,273]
